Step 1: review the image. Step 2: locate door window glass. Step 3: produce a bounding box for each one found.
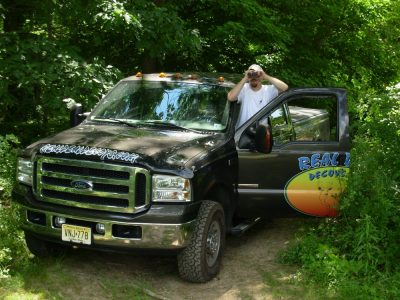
[265,105,293,146]
[287,96,338,141]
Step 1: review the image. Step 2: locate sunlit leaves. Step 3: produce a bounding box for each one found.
[0,33,122,143]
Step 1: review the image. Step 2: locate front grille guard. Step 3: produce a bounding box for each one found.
[34,156,151,213]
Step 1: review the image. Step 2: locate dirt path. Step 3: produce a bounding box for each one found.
[22,218,302,300]
[148,218,301,300]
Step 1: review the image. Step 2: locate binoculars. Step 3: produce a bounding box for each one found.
[248,71,259,78]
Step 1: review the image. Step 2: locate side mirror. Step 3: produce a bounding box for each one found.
[255,124,272,154]
[63,98,87,127]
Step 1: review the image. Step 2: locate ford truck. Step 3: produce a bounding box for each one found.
[13,73,350,282]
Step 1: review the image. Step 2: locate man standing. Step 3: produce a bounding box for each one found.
[227,64,288,129]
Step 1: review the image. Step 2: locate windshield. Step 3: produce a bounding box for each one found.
[89,81,231,132]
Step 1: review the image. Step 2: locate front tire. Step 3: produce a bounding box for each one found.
[177,200,225,283]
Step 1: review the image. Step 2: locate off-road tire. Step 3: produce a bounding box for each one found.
[25,231,68,257]
[177,200,225,283]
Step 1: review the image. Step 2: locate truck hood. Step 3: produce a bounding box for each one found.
[26,124,230,173]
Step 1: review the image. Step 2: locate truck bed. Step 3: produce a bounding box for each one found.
[288,106,331,141]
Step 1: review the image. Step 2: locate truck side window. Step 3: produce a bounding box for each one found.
[262,105,293,146]
[287,96,338,142]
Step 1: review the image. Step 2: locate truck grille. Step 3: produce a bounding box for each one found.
[35,157,150,213]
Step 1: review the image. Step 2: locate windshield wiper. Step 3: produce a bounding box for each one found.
[92,118,137,127]
[142,121,202,133]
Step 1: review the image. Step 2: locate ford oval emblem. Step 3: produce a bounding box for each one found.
[71,180,93,190]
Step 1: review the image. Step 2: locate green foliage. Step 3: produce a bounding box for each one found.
[0,205,28,281]
[269,0,400,89]
[52,0,202,72]
[1,0,400,297]
[0,135,19,200]
[1,0,399,146]
[340,85,400,271]
[0,33,122,144]
[0,135,29,281]
[167,0,290,72]
[132,1,202,69]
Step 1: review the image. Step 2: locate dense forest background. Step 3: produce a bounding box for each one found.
[1,0,400,298]
[1,0,399,143]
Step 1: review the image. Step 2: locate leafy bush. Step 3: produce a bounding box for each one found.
[338,84,400,274]
[0,135,29,280]
[0,33,122,145]
[280,84,400,298]
[0,206,28,280]
[0,135,19,201]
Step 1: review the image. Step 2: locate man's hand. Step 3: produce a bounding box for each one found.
[262,72,289,93]
[259,70,268,80]
[244,70,250,82]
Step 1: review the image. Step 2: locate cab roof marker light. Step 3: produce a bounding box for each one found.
[159,72,166,78]
[218,76,225,83]
[135,72,142,77]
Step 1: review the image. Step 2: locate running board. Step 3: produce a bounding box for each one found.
[230,217,262,236]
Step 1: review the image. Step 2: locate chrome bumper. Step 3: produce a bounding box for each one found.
[21,206,195,250]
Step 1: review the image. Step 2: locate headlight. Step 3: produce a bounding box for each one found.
[17,158,33,186]
[152,175,191,202]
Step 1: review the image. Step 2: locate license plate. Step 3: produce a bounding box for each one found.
[62,224,92,245]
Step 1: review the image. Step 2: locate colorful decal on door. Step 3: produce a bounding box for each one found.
[284,152,350,217]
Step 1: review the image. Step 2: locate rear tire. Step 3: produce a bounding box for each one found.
[177,200,225,283]
[25,232,68,257]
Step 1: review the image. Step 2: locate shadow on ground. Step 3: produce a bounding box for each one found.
[6,218,306,300]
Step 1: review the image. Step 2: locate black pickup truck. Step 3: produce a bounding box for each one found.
[14,73,350,282]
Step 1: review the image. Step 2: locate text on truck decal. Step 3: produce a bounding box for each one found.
[284,152,350,217]
[39,144,140,164]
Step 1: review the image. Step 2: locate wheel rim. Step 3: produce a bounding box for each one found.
[206,220,221,267]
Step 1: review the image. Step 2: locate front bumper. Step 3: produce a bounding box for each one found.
[21,205,195,250]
